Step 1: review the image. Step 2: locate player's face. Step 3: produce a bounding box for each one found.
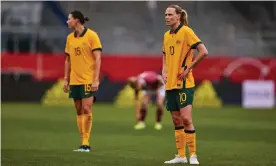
[165,8,180,26]
[67,14,78,29]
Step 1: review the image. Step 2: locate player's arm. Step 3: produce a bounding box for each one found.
[136,78,144,90]
[90,32,102,90]
[64,37,71,82]
[162,56,166,74]
[127,77,140,116]
[92,50,101,83]
[186,29,208,70]
[157,75,164,87]
[134,88,140,101]
[189,44,208,70]
[155,75,164,94]
[63,55,71,93]
[63,37,71,93]
[162,38,167,82]
[127,77,140,100]
[133,88,140,122]
[64,55,70,81]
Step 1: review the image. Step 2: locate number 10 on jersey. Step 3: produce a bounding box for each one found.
[169,46,174,55]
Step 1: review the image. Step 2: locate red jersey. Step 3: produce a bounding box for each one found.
[137,71,163,90]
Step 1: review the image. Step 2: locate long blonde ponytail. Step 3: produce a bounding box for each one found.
[180,9,188,26]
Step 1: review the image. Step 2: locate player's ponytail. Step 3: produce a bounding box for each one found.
[71,10,88,25]
[84,16,89,22]
[180,10,188,26]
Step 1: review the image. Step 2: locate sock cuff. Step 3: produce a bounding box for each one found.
[175,126,184,130]
[184,130,195,133]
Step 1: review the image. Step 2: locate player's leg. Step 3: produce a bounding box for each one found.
[134,96,141,123]
[140,91,150,122]
[80,84,96,152]
[69,85,85,152]
[179,87,199,164]
[134,91,150,130]
[164,90,187,164]
[154,86,165,130]
[134,90,141,124]
[72,99,85,152]
[81,96,94,152]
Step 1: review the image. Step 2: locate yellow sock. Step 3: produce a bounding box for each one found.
[175,127,186,158]
[82,113,93,146]
[185,130,196,156]
[76,115,84,144]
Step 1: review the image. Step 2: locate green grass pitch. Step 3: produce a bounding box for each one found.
[2,103,276,166]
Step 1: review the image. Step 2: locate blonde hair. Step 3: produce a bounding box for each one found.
[168,5,188,26]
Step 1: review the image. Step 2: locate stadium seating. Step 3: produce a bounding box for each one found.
[1,1,276,56]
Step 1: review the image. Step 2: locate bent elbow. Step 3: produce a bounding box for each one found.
[202,49,208,57]
[204,51,208,57]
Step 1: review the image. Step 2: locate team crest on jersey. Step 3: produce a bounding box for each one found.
[176,40,181,44]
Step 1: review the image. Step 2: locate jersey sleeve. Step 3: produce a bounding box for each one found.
[185,28,202,49]
[65,37,70,56]
[90,32,102,52]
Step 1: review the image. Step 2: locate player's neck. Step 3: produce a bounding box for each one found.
[75,25,85,36]
[171,22,181,31]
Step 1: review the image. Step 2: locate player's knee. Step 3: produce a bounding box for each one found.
[181,115,192,126]
[172,115,182,126]
[82,104,91,114]
[142,99,149,105]
[141,103,147,110]
[75,106,82,115]
[156,102,162,109]
[156,99,164,109]
[74,101,82,115]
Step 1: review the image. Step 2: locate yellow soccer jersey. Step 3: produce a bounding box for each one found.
[163,24,202,90]
[65,28,102,85]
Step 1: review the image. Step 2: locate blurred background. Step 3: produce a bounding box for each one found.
[1,1,276,106]
[1,1,276,166]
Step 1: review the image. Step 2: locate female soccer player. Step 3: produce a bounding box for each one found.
[128,71,165,130]
[63,10,102,152]
[162,5,208,164]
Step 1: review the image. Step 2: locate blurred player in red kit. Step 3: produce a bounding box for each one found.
[128,71,165,130]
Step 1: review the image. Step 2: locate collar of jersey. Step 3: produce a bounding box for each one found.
[74,27,87,38]
[170,23,183,34]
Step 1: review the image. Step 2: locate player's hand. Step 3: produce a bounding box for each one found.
[63,80,69,93]
[91,81,99,92]
[178,68,190,80]
[162,72,167,83]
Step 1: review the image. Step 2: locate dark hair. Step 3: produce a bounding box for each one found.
[168,5,188,26]
[70,10,89,25]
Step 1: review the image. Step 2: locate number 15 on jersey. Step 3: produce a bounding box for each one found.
[75,47,81,56]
